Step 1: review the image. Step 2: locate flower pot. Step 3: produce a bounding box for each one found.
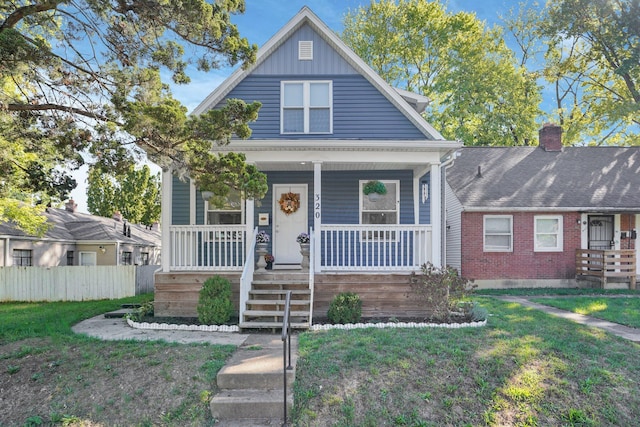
[367,193,381,202]
[256,243,268,271]
[266,262,273,270]
[299,243,310,270]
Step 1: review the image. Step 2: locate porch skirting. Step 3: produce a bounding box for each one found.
[154,271,429,319]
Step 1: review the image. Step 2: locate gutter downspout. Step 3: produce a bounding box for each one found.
[440,149,460,268]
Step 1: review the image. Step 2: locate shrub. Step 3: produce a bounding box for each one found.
[327,292,362,324]
[197,276,235,325]
[469,302,489,322]
[127,301,154,322]
[410,262,476,321]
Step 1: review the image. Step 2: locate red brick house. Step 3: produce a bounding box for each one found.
[445,124,639,289]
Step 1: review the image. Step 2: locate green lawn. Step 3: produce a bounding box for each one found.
[530,296,640,329]
[292,296,640,426]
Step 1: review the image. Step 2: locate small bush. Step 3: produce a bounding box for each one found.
[469,302,488,322]
[410,262,476,321]
[327,292,362,324]
[197,276,235,325]
[128,301,154,322]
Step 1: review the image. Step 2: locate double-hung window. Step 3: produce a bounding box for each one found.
[534,215,563,251]
[281,81,332,134]
[360,180,399,239]
[206,189,243,225]
[484,215,512,252]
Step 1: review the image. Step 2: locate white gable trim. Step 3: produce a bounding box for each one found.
[191,6,446,141]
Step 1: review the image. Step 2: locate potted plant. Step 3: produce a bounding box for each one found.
[363,180,387,201]
[264,253,274,270]
[297,232,310,269]
[255,231,270,271]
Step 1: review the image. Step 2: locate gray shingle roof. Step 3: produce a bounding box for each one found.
[0,208,161,246]
[447,146,640,211]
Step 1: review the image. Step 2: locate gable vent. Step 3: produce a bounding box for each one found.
[298,41,313,60]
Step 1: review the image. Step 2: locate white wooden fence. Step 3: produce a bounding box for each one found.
[0,266,158,302]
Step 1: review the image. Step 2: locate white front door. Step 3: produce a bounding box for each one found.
[273,184,308,265]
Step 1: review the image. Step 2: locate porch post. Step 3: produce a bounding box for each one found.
[430,162,442,267]
[313,161,322,272]
[161,168,172,272]
[246,198,255,242]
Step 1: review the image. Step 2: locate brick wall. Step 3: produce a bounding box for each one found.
[461,211,582,280]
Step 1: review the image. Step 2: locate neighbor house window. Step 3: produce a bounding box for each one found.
[13,249,32,266]
[534,215,563,252]
[281,81,332,134]
[206,188,243,225]
[79,252,96,266]
[121,251,132,265]
[140,252,150,265]
[66,251,74,266]
[484,215,513,252]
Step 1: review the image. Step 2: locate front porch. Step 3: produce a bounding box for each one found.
[156,224,432,322]
[576,249,637,289]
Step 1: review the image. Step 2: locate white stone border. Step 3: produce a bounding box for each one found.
[127,318,487,333]
[127,318,240,332]
[310,319,487,331]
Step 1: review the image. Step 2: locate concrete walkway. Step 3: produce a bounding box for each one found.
[496,296,640,343]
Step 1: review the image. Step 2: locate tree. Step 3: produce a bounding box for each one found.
[341,0,541,146]
[0,0,267,234]
[87,165,161,225]
[505,0,640,145]
[542,0,639,145]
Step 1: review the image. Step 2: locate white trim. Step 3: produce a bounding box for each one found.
[161,168,172,272]
[313,161,322,272]
[534,215,564,252]
[190,7,447,141]
[430,163,442,266]
[483,215,513,252]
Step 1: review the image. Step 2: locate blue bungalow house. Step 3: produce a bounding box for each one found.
[155,7,461,327]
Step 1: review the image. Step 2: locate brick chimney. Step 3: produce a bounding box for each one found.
[539,123,562,152]
[65,199,77,213]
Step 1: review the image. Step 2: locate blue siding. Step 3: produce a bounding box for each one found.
[419,173,431,225]
[172,175,190,225]
[195,190,205,225]
[221,74,425,140]
[254,25,357,75]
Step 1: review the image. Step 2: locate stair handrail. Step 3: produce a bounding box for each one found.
[281,290,293,426]
[239,227,258,327]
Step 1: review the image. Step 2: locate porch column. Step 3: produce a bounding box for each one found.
[430,162,442,267]
[161,168,172,272]
[246,199,255,241]
[313,161,322,272]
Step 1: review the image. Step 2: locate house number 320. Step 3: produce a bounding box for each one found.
[314,194,321,219]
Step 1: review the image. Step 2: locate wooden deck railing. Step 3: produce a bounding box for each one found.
[576,249,637,289]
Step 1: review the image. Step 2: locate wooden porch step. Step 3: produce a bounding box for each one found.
[251,280,309,286]
[240,321,309,329]
[244,310,310,318]
[246,299,310,306]
[249,289,310,295]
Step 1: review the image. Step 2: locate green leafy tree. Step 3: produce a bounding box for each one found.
[505,0,640,145]
[87,165,161,225]
[342,0,541,146]
[0,0,267,234]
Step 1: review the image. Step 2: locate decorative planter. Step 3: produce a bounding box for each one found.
[299,243,310,270]
[367,193,381,202]
[256,243,268,271]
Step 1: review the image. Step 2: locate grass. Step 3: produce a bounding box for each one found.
[0,295,236,426]
[530,296,640,328]
[3,290,640,426]
[476,287,640,296]
[292,296,640,426]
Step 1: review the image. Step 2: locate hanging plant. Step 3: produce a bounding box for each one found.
[362,180,387,195]
[278,192,300,215]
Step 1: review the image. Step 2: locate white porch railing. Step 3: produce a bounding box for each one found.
[169,225,246,271]
[320,225,432,271]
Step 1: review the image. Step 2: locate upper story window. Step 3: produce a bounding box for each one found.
[484,215,512,252]
[534,215,563,252]
[281,81,332,134]
[13,249,32,266]
[206,189,243,225]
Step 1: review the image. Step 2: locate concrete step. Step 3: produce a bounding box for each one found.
[210,388,292,420]
[103,308,135,318]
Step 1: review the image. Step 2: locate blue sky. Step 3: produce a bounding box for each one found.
[69,0,518,212]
